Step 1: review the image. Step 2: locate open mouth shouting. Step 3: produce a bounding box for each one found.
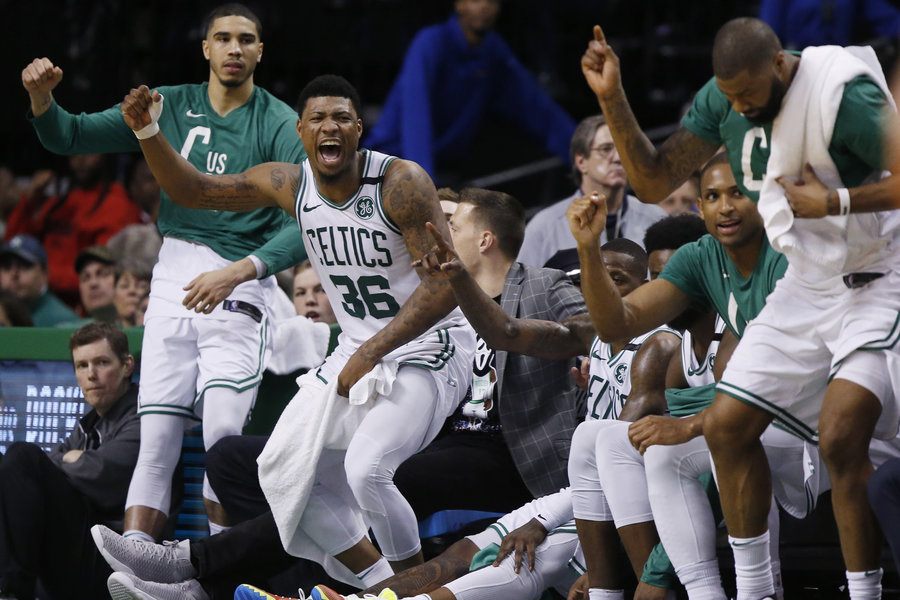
[318,140,343,168]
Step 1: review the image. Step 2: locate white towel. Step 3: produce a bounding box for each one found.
[759,45,894,281]
[264,286,331,375]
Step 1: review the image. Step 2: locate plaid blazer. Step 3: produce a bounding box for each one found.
[495,262,587,497]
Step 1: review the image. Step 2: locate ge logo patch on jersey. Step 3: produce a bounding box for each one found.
[614,364,628,385]
[355,197,375,220]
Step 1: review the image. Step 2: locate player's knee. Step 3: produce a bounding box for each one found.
[643,444,682,483]
[344,449,390,501]
[704,395,767,454]
[818,417,870,474]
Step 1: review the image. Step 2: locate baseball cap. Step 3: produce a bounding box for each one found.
[0,235,47,268]
[75,245,117,274]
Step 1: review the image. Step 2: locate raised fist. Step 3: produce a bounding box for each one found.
[121,86,161,132]
[22,58,63,95]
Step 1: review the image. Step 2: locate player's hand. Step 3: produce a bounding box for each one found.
[493,517,548,573]
[570,357,590,391]
[412,222,465,280]
[567,573,590,600]
[337,346,379,397]
[633,581,673,600]
[776,163,833,219]
[566,191,607,247]
[581,25,623,101]
[121,85,161,132]
[22,58,63,117]
[182,258,255,314]
[628,415,695,454]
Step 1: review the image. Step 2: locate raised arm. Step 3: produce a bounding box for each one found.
[335,160,457,395]
[617,331,681,422]
[121,86,297,214]
[581,26,718,201]
[417,222,594,359]
[568,193,691,341]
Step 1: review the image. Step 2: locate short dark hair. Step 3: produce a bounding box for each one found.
[296,75,362,116]
[699,151,732,187]
[712,18,782,80]
[70,322,131,363]
[644,214,707,255]
[570,115,607,187]
[458,187,525,259]
[203,3,262,38]
[600,238,648,277]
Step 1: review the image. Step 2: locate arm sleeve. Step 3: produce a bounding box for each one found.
[398,32,439,176]
[640,542,678,590]
[30,101,140,155]
[59,415,141,511]
[531,488,574,530]
[253,219,308,276]
[492,40,576,164]
[831,77,889,172]
[658,242,712,310]
[681,78,727,145]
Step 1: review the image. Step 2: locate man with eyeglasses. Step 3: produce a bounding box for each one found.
[518,115,666,269]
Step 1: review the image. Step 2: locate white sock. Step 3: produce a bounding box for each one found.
[847,569,882,599]
[678,559,727,599]
[123,529,154,543]
[588,589,625,599]
[356,557,394,587]
[207,521,229,536]
[729,530,775,600]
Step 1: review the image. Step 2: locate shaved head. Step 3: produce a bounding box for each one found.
[712,18,782,80]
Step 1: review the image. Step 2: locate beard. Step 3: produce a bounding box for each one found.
[742,76,788,125]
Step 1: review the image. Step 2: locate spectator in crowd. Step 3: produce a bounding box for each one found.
[75,245,118,323]
[126,158,161,223]
[0,291,33,327]
[4,154,142,304]
[0,166,24,239]
[364,0,575,181]
[760,0,900,49]
[395,188,589,521]
[105,158,164,270]
[113,259,152,328]
[0,322,139,599]
[517,115,666,268]
[292,261,337,325]
[0,234,76,326]
[658,175,699,216]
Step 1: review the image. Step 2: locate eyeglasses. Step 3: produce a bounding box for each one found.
[590,143,616,159]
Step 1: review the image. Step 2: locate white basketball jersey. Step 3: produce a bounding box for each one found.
[295,149,464,347]
[680,315,726,388]
[586,326,680,421]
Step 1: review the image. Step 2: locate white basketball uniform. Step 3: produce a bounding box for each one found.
[293,149,475,561]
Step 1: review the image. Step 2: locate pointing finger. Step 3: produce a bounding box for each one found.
[593,24,605,43]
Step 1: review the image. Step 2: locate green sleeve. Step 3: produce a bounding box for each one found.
[764,249,788,296]
[658,241,711,310]
[640,542,678,590]
[269,112,307,164]
[681,77,727,144]
[831,76,889,173]
[252,219,307,276]
[30,100,139,155]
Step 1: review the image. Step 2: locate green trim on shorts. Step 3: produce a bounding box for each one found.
[489,522,509,541]
[138,409,203,422]
[399,328,456,371]
[716,381,818,443]
[858,311,900,351]
[569,556,587,576]
[192,317,268,407]
[315,368,328,385]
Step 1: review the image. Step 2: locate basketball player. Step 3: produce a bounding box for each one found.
[22,4,306,541]
[112,74,475,582]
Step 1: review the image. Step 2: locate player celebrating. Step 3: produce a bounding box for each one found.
[580,17,900,599]
[115,73,474,581]
[23,4,307,542]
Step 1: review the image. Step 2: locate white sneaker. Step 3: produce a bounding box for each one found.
[107,572,209,600]
[92,525,197,583]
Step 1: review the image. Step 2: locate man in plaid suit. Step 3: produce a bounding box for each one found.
[394,187,591,518]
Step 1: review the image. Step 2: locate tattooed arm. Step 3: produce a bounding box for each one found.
[336,159,457,395]
[360,538,477,597]
[581,26,718,201]
[121,85,299,214]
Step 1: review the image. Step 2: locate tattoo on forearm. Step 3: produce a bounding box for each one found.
[362,555,469,597]
[270,168,286,191]
[196,174,261,210]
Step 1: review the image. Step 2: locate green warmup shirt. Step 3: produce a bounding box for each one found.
[31,82,307,274]
[682,74,888,200]
[30,291,77,327]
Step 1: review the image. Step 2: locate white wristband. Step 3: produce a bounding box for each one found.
[836,188,851,216]
[247,255,267,279]
[133,93,165,140]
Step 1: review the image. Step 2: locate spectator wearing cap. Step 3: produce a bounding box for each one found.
[517,115,666,268]
[0,234,76,326]
[4,154,142,304]
[75,246,118,323]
